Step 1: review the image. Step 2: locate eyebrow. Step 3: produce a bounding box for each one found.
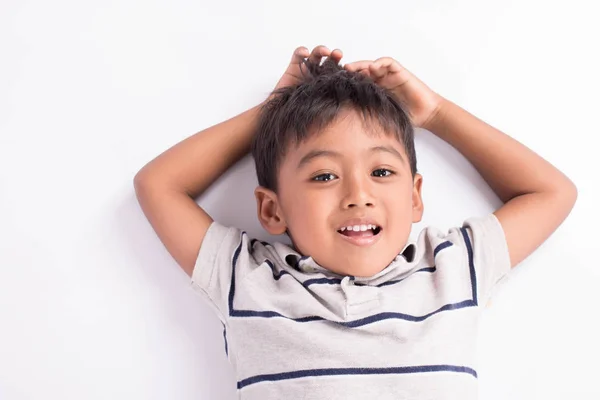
[297,145,406,170]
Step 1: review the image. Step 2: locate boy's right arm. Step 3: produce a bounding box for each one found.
[133,46,342,277]
[133,104,264,277]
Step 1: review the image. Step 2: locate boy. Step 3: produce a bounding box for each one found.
[134,45,577,399]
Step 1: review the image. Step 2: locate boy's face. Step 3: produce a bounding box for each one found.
[255,108,424,278]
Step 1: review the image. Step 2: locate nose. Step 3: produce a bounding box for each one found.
[341,173,375,209]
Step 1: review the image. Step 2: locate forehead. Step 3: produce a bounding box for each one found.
[285,109,408,164]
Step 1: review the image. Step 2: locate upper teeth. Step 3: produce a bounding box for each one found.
[339,224,378,232]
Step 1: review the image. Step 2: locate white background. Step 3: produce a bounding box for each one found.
[1,1,599,399]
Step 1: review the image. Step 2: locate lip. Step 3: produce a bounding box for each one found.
[337,229,383,247]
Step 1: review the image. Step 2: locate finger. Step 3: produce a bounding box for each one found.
[369,57,405,80]
[290,46,310,64]
[329,48,343,64]
[347,66,372,77]
[308,45,331,65]
[373,57,403,73]
[368,63,388,80]
[352,68,371,78]
[343,60,373,72]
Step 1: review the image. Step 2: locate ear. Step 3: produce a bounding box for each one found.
[412,173,424,223]
[254,186,288,235]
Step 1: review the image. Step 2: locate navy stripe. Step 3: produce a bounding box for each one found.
[303,266,438,288]
[303,277,342,287]
[460,227,478,306]
[237,364,477,389]
[373,266,437,287]
[264,260,291,280]
[226,232,245,315]
[250,239,270,247]
[433,240,453,258]
[343,300,476,327]
[222,323,228,356]
[230,299,475,326]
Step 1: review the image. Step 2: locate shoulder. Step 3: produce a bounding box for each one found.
[414,213,511,305]
[417,213,507,252]
[195,220,291,272]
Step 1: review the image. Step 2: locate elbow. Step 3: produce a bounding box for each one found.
[133,170,147,188]
[561,180,578,205]
[545,175,578,205]
[133,169,155,190]
[548,180,578,215]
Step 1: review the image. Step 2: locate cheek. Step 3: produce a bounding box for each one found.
[381,190,413,220]
[289,194,332,230]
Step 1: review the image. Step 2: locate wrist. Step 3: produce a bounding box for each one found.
[421,95,447,132]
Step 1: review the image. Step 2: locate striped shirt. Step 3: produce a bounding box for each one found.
[190,213,511,399]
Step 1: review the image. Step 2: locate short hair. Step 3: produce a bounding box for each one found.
[251,57,417,193]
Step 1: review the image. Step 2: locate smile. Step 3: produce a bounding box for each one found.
[336,226,383,247]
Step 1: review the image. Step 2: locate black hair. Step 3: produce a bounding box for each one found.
[251,57,417,193]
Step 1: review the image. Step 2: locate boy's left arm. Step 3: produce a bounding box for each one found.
[423,97,578,268]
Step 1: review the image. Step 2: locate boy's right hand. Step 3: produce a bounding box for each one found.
[272,45,343,93]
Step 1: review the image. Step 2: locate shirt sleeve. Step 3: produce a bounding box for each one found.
[453,213,512,306]
[189,220,253,323]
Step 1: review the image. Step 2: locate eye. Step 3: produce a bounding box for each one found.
[312,173,338,182]
[372,168,395,177]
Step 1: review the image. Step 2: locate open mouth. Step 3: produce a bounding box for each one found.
[337,225,382,238]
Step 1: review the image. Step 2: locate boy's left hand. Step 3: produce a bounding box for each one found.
[344,57,443,130]
[273,45,343,93]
